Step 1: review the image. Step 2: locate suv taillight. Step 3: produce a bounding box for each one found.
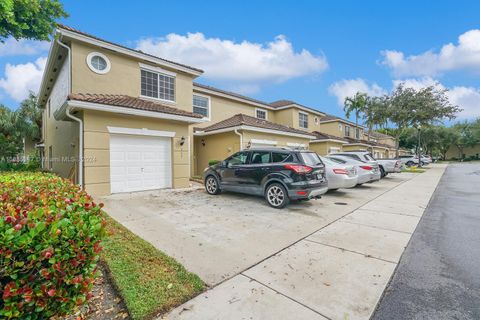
[284,164,313,174]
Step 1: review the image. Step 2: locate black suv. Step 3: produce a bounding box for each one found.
[203,148,328,208]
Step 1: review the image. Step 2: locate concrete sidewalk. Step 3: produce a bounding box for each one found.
[163,164,447,320]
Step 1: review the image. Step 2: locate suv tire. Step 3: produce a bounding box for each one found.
[265,183,290,209]
[205,175,221,195]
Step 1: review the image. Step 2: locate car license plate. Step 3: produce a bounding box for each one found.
[316,173,323,180]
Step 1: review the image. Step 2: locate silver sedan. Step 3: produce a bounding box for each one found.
[326,155,381,185]
[320,156,358,190]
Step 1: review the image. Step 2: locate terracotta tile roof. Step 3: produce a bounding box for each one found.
[68,93,203,118]
[311,131,349,142]
[57,24,203,74]
[193,82,271,107]
[368,131,394,139]
[197,113,314,136]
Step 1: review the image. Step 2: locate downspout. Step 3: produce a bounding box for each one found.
[234,129,243,150]
[57,37,84,188]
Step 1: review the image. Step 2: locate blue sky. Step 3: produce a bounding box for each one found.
[1,0,479,121]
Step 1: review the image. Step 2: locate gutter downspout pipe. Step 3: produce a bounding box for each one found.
[56,37,84,188]
[234,128,243,150]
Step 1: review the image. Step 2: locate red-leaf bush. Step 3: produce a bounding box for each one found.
[0,172,106,318]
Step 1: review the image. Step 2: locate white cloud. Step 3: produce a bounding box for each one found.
[328,78,386,105]
[381,29,480,77]
[0,57,47,101]
[0,38,50,57]
[136,33,328,93]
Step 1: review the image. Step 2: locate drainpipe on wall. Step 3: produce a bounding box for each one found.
[56,37,84,188]
[234,129,243,150]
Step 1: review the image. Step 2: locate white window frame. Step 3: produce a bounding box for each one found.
[140,63,176,103]
[255,108,268,120]
[344,125,351,137]
[299,111,309,129]
[86,52,111,74]
[355,128,361,139]
[192,93,211,120]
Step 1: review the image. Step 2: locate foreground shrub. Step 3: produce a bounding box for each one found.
[0,172,106,319]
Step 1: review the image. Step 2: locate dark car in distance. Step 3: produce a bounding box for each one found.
[203,148,328,208]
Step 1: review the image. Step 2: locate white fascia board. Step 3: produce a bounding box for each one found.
[251,138,277,145]
[107,126,175,137]
[274,104,326,117]
[38,39,60,107]
[320,118,365,128]
[66,100,206,123]
[193,86,275,110]
[58,29,202,77]
[287,142,306,147]
[195,125,315,139]
[345,142,372,147]
[310,139,349,144]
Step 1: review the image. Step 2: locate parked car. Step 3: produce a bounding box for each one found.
[319,156,358,191]
[398,155,420,167]
[326,155,381,184]
[203,148,328,208]
[375,158,403,176]
[329,151,388,177]
[421,155,432,165]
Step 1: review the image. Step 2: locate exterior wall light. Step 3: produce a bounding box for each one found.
[180,136,186,146]
[201,139,206,146]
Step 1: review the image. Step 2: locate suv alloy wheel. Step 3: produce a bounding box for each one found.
[205,176,220,195]
[265,183,289,209]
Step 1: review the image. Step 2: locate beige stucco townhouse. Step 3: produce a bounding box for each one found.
[39,25,325,195]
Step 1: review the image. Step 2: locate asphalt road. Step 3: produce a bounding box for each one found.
[373,163,480,320]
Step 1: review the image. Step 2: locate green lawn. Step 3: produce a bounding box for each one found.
[101,214,205,320]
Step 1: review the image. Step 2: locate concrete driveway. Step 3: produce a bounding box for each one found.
[99,165,447,320]
[100,173,413,286]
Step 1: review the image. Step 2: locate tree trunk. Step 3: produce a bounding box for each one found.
[395,136,400,158]
[417,128,422,167]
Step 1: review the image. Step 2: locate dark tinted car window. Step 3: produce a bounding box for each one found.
[227,151,249,166]
[272,152,291,163]
[250,151,271,164]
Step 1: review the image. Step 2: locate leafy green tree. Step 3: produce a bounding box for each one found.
[17,92,42,142]
[451,121,479,159]
[0,0,67,41]
[0,106,23,161]
[436,126,457,160]
[364,96,389,140]
[386,84,461,160]
[344,92,368,140]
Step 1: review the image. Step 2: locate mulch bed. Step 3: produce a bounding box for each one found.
[62,264,131,320]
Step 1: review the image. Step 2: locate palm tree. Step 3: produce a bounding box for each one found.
[344,92,368,140]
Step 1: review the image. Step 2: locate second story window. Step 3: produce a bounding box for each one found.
[141,69,175,102]
[299,112,308,129]
[193,95,209,118]
[344,125,351,137]
[355,128,361,139]
[256,108,267,120]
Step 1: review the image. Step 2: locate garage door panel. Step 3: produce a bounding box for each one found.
[109,133,172,193]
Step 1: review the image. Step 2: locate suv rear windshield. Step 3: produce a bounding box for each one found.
[364,154,375,161]
[299,152,322,166]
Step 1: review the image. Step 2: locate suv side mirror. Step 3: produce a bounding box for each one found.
[221,160,228,167]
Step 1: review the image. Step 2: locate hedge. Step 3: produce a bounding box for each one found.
[0,172,106,319]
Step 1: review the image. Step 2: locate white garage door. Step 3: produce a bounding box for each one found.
[110,134,172,193]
